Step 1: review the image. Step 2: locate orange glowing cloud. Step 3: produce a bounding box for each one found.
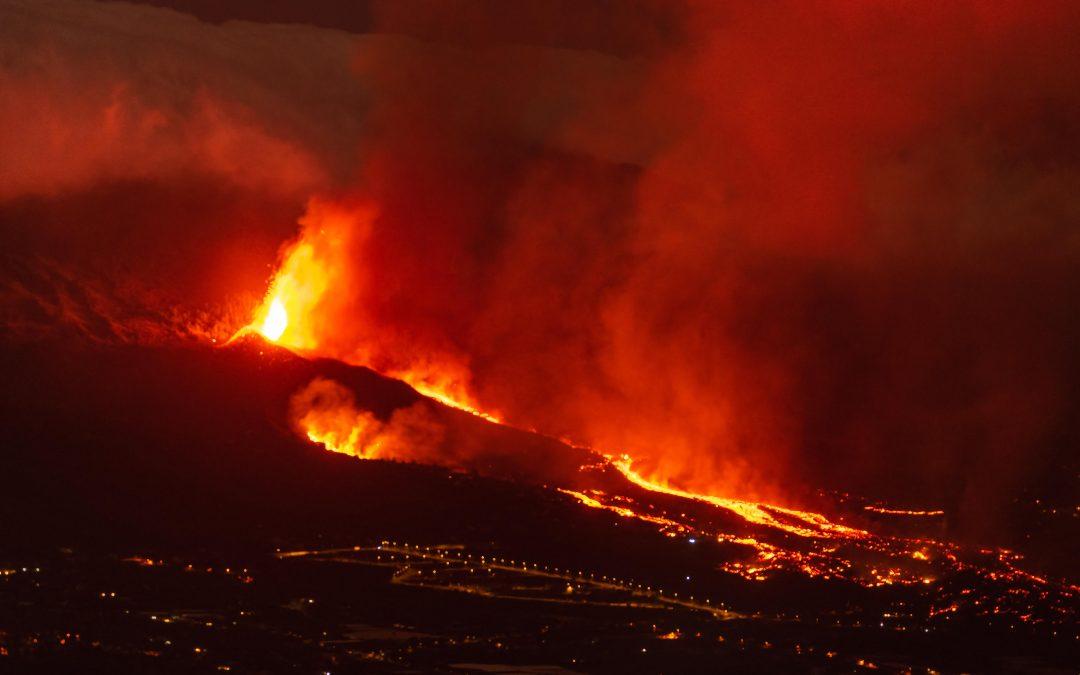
[289,377,445,463]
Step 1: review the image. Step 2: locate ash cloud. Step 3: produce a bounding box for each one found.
[0,0,364,329]
[296,0,1080,530]
[5,0,1080,538]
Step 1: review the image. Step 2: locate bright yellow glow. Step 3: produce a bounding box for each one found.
[608,454,868,539]
[260,298,288,342]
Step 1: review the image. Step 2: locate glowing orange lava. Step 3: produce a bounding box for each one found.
[236,218,1077,606]
[239,234,874,544]
[260,297,288,342]
[246,236,332,350]
[607,454,868,540]
[290,377,386,459]
[404,381,503,423]
[238,203,499,423]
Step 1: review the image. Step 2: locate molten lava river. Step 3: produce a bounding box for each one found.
[224,247,1078,644]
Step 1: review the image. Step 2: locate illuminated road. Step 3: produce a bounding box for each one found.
[276,543,745,620]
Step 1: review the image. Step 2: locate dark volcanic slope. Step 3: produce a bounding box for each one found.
[0,337,600,550]
[0,338,1077,673]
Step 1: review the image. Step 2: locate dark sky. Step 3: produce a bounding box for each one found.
[121,0,376,32]
[117,0,682,56]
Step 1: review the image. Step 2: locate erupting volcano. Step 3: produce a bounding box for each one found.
[2,0,1079,672]
[237,244,1077,608]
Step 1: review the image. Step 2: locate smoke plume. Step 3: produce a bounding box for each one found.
[4,0,1080,536]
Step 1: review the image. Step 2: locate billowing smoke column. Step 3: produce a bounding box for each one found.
[4,0,1080,537]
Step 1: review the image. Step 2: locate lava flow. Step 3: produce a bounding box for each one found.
[234,268,1077,630]
[8,1,1080,669]
[243,275,863,543]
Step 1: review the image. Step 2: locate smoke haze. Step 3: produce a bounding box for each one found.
[3,0,1080,540]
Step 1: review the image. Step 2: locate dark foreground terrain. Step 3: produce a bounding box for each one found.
[0,339,1076,673]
